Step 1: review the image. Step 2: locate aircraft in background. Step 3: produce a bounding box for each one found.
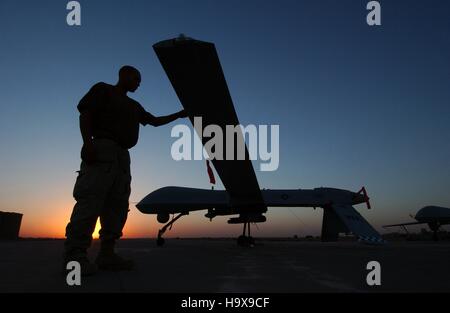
[383,206,450,241]
[136,35,385,247]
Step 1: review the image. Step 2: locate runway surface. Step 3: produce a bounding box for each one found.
[0,239,449,292]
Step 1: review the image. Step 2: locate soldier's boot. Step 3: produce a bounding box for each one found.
[63,249,98,276]
[95,241,134,271]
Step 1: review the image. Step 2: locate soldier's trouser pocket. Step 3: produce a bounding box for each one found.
[73,162,112,199]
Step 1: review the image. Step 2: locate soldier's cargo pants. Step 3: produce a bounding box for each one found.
[65,138,131,254]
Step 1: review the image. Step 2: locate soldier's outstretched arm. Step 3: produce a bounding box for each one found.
[143,109,188,127]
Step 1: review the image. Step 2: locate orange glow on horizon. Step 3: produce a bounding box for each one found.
[16,195,324,239]
[93,218,101,239]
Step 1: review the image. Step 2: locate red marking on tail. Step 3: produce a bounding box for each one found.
[357,186,371,209]
[206,160,216,185]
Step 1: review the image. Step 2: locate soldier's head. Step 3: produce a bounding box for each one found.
[118,65,141,92]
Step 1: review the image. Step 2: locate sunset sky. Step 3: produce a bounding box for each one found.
[0,0,449,238]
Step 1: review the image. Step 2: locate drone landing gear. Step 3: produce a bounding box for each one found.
[432,229,440,242]
[156,212,188,247]
[237,222,255,247]
[429,223,440,242]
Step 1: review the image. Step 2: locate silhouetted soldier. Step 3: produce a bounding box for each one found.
[64,66,187,275]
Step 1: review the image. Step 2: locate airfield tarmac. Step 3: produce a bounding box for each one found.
[0,238,449,293]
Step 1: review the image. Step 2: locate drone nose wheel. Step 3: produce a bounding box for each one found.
[155,212,188,247]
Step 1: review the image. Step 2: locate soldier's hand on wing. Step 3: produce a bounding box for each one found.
[81,141,97,164]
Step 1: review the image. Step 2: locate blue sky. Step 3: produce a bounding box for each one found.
[0,0,449,237]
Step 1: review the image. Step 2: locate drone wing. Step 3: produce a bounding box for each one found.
[153,37,267,216]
